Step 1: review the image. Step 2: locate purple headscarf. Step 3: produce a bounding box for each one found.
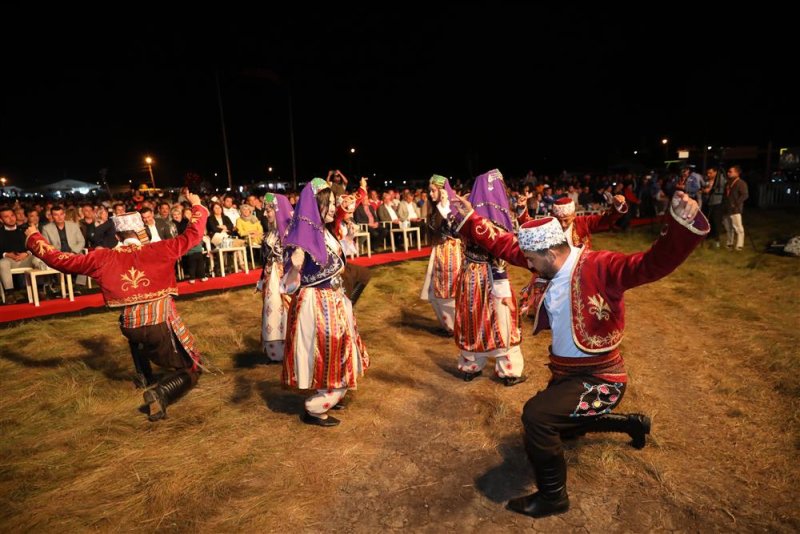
[469,169,512,232]
[283,178,330,265]
[264,193,294,239]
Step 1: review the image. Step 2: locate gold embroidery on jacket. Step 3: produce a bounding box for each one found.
[587,293,612,320]
[34,239,56,256]
[572,251,622,349]
[475,221,500,241]
[120,267,151,290]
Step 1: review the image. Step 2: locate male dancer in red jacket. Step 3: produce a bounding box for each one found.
[448,191,707,518]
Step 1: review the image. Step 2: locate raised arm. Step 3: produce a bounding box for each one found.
[148,195,209,261]
[583,194,627,233]
[25,226,103,278]
[605,192,708,292]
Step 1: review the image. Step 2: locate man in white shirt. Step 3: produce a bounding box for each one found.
[222,195,240,227]
[377,192,401,224]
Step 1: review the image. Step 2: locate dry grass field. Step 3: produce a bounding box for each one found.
[1,209,799,532]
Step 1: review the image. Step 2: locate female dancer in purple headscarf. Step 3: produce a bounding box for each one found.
[280,178,370,426]
[451,169,526,386]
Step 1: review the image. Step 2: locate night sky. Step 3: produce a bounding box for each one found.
[1,6,795,189]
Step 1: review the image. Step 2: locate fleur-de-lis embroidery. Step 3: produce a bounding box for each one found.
[587,293,612,321]
[475,221,499,241]
[120,267,151,291]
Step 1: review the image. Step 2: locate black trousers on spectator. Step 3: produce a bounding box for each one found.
[707,203,724,241]
[182,253,206,280]
[363,225,388,248]
[521,375,626,460]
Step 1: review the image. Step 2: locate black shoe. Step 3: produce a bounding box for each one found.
[507,491,570,518]
[507,452,570,518]
[462,370,482,382]
[436,327,453,337]
[330,399,347,410]
[143,387,167,422]
[301,411,340,427]
[142,371,195,422]
[627,414,651,449]
[581,413,651,449]
[503,375,528,387]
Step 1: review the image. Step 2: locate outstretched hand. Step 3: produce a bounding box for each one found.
[449,193,473,217]
[672,191,699,220]
[24,225,38,239]
[290,247,305,270]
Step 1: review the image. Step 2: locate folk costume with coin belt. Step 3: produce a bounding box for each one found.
[258,193,293,362]
[420,174,464,335]
[451,169,525,386]
[280,178,369,426]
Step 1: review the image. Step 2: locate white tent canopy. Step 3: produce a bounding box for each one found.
[40,179,102,194]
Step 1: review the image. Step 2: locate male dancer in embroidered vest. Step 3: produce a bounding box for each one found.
[25,194,210,422]
[450,169,526,386]
[519,195,627,316]
[258,193,293,362]
[447,190,707,518]
[419,174,463,335]
[281,178,370,427]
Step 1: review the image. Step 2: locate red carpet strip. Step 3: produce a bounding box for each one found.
[0,246,432,324]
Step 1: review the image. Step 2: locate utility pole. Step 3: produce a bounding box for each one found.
[216,70,233,190]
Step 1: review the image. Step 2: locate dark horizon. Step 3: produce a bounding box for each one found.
[2,7,797,189]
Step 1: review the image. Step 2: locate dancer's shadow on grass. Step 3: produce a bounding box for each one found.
[257,380,305,416]
[475,436,535,503]
[426,349,465,381]
[400,309,450,337]
[1,337,130,382]
[232,336,276,368]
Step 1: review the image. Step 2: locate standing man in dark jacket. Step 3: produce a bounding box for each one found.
[723,165,749,251]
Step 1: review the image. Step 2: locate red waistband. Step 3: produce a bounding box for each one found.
[548,348,627,383]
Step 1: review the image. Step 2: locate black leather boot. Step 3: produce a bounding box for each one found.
[129,345,154,389]
[143,371,196,422]
[507,452,570,518]
[580,413,651,449]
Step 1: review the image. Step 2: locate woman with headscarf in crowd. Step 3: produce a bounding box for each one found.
[280,178,370,427]
[258,193,293,362]
[235,204,264,246]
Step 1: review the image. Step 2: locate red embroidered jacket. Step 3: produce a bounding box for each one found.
[456,206,708,353]
[27,204,209,307]
[569,205,625,248]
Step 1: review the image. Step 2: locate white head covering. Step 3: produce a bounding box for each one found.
[551,197,576,218]
[112,212,145,233]
[518,217,567,252]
